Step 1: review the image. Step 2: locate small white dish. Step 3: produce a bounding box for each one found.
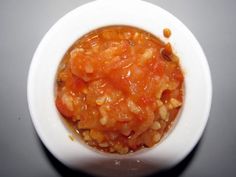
[27,0,212,176]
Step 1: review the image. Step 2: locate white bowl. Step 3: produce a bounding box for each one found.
[27,0,212,176]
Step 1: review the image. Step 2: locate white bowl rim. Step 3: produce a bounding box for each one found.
[27,0,212,176]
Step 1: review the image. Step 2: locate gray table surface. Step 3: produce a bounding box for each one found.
[1,0,236,177]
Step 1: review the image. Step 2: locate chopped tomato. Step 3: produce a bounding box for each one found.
[55,96,73,119]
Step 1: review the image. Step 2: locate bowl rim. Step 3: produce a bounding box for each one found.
[27,0,212,176]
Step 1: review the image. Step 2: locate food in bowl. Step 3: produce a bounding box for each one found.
[55,25,184,154]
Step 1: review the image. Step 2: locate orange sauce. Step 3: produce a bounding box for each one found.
[55,26,184,154]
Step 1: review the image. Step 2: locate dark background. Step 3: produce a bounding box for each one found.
[1,0,236,177]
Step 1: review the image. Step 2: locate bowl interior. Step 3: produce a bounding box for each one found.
[27,0,212,176]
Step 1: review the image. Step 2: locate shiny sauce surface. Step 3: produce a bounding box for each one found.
[55,26,184,154]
